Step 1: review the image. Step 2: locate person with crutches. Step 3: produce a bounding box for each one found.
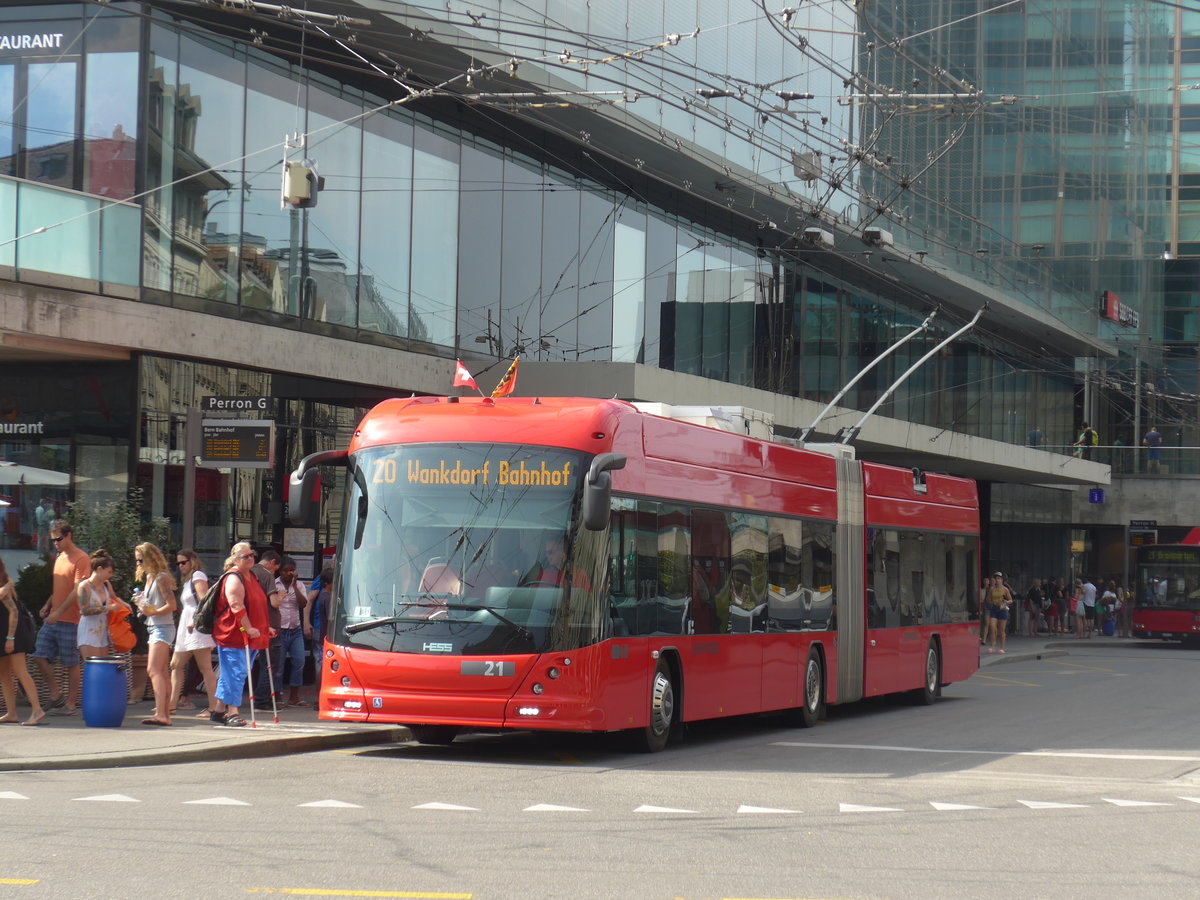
[249,549,284,713]
[210,541,270,727]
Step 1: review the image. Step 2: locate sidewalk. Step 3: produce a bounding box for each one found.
[978,631,1136,667]
[0,697,408,772]
[0,633,1147,772]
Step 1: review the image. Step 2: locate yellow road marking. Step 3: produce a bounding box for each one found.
[1055,660,1114,673]
[245,890,470,898]
[0,880,38,885]
[975,673,1040,687]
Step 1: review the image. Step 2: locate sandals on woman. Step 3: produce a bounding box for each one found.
[221,714,248,727]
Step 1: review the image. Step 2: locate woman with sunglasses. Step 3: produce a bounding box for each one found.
[134,543,177,726]
[169,549,218,717]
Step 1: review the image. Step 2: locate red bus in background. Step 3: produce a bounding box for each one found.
[289,397,981,751]
[1132,536,1200,643]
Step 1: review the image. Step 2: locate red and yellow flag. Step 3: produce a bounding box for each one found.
[491,355,519,397]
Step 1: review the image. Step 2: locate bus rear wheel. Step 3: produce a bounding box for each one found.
[633,660,675,753]
[408,725,459,745]
[783,648,824,728]
[916,639,941,705]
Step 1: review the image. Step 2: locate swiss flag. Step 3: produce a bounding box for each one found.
[452,359,478,391]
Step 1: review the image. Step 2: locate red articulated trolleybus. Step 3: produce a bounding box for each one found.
[289,396,981,751]
[1132,531,1200,644]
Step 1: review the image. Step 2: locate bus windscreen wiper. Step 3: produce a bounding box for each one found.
[344,602,444,634]
[446,604,533,641]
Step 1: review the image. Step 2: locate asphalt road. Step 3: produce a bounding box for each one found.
[5,642,1200,899]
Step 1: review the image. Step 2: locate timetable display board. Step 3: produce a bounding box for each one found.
[200,419,274,468]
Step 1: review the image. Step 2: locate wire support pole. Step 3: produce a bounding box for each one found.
[837,304,987,446]
[798,307,940,444]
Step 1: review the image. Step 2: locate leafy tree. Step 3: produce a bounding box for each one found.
[66,488,171,652]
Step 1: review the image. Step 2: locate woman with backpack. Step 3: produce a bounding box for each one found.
[209,541,270,727]
[169,549,218,718]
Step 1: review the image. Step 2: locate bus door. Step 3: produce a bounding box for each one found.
[834,456,865,704]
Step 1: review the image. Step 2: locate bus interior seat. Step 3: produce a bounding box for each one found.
[420,563,461,594]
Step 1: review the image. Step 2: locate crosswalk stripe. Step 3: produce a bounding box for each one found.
[411,802,479,811]
[929,801,993,811]
[737,805,799,814]
[1103,798,1171,807]
[300,800,363,808]
[633,805,696,813]
[840,803,902,813]
[72,794,139,803]
[1018,800,1089,809]
[0,792,29,800]
[184,797,251,806]
[523,804,589,812]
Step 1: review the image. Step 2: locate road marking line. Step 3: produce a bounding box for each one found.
[71,794,139,802]
[1018,800,1089,809]
[839,803,902,813]
[245,890,471,898]
[185,797,251,806]
[773,741,1200,762]
[1055,661,1115,673]
[0,792,29,800]
[737,805,799,814]
[633,804,696,813]
[975,673,1041,687]
[0,880,38,885]
[1179,797,1200,804]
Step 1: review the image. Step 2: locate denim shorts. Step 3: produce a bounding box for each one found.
[147,623,177,645]
[31,621,81,667]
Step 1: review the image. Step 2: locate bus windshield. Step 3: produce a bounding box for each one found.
[1135,547,1200,610]
[332,443,607,655]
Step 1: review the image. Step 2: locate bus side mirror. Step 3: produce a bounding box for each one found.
[287,468,320,525]
[287,449,348,525]
[583,453,626,531]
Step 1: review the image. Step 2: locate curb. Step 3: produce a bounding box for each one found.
[0,725,410,772]
[980,649,1069,667]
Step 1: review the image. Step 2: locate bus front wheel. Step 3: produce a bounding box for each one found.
[633,660,675,753]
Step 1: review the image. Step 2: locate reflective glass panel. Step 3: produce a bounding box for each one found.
[360,115,413,337]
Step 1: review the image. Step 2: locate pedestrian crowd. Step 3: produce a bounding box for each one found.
[982,572,1133,653]
[0,518,333,727]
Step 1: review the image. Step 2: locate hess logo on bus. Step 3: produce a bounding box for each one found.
[423,642,454,653]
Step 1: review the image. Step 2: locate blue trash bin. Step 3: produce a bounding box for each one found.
[82,657,127,727]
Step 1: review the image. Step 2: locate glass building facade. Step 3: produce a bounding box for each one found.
[21,0,1194,578]
[0,1,1085,450]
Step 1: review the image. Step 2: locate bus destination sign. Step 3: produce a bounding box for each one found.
[200,419,274,468]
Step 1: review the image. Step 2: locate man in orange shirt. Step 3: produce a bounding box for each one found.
[30,520,90,713]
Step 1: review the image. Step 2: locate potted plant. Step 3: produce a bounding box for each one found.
[67,488,170,701]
